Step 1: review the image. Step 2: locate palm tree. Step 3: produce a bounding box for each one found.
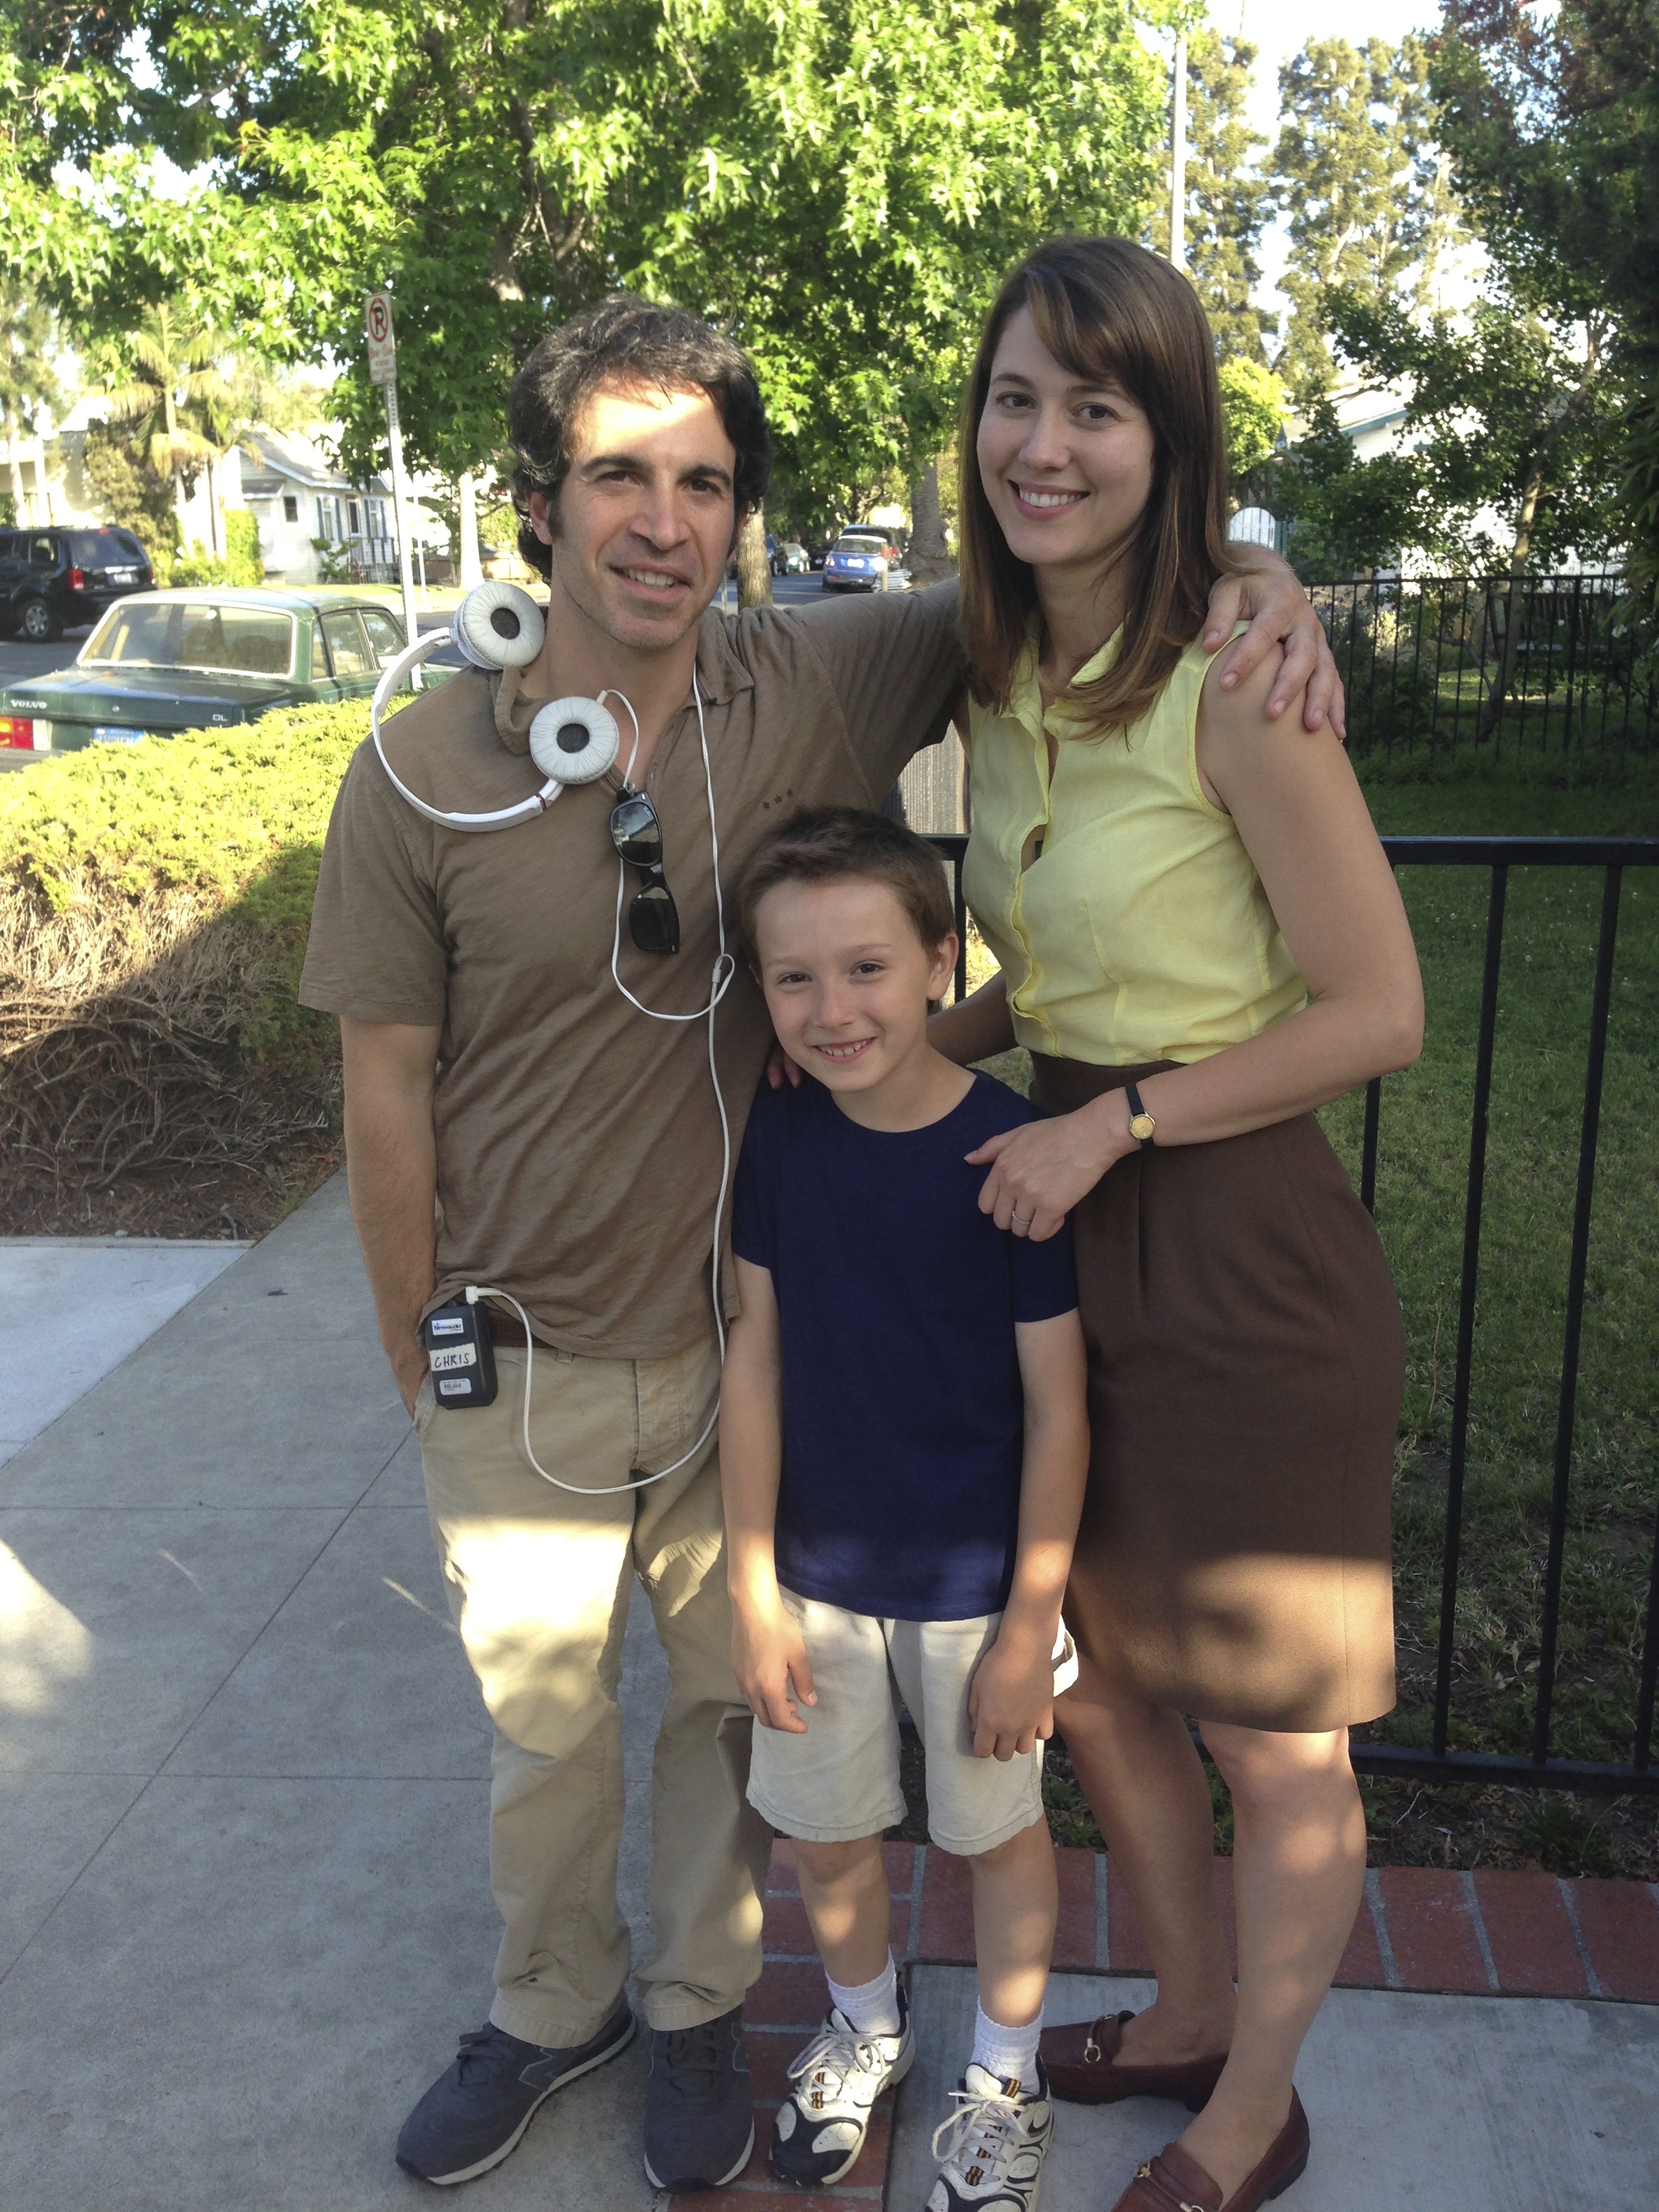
[92,302,230,531]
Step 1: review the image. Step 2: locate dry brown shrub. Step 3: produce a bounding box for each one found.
[0,877,337,1191]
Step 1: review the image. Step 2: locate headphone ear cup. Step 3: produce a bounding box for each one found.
[453,582,546,670]
[529,697,620,785]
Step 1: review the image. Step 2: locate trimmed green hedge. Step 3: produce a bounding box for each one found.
[0,698,375,1061]
[0,701,377,1187]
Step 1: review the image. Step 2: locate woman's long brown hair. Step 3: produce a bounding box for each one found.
[958,235,1239,737]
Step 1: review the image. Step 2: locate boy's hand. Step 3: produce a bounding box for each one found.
[732,1589,817,1732]
[968,1624,1055,1761]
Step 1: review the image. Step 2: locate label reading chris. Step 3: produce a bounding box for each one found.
[428,1344,478,1374]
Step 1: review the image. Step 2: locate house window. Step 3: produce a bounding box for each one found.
[347,498,361,536]
[283,495,298,523]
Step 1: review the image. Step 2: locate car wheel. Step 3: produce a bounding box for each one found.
[19,597,61,643]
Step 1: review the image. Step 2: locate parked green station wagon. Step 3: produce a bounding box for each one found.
[0,588,443,766]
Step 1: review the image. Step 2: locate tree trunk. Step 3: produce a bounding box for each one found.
[736,505,773,609]
[906,458,954,585]
[457,472,484,588]
[3,405,25,524]
[1477,457,1546,741]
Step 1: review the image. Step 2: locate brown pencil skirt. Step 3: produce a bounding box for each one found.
[1030,1054,1404,1733]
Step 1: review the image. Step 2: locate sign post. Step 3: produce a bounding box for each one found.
[365,289,422,682]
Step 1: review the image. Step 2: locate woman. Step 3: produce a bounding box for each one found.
[928,237,1422,2212]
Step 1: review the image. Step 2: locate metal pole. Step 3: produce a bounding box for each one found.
[383,377,422,685]
[1170,35,1188,272]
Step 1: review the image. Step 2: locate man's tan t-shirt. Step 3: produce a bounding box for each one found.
[299,583,964,1359]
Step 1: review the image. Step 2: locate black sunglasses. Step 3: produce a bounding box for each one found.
[610,790,680,955]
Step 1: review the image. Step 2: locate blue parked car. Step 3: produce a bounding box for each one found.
[821,531,905,594]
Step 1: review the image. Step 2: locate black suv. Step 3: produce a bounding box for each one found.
[0,526,156,642]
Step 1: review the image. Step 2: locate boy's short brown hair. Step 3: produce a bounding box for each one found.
[737,807,956,959]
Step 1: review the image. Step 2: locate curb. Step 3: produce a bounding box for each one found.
[670,1843,1659,2208]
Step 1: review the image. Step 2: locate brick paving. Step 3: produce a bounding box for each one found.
[670,1842,1659,2209]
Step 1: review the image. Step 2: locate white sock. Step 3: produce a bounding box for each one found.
[825,1953,902,2037]
[971,2001,1042,2091]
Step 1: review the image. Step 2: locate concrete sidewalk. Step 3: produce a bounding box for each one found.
[0,1235,247,1466]
[0,1174,668,2212]
[891,1968,1659,2210]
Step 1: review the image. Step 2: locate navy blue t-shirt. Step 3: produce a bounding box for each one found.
[731,1069,1078,1622]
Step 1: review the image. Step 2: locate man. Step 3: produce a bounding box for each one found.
[298,293,1339,2193]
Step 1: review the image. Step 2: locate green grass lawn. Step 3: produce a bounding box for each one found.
[1324,752,1659,1791]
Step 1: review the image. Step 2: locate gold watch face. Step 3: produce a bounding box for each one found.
[1128,1112,1156,1142]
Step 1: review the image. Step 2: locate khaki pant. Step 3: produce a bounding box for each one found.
[415,1335,771,2046]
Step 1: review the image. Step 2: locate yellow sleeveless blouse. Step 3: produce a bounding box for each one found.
[963,628,1307,1066]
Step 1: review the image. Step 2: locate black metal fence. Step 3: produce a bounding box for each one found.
[926,832,1659,1797]
[1308,574,1658,761]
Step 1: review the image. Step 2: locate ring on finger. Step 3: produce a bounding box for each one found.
[1011,1209,1033,1229]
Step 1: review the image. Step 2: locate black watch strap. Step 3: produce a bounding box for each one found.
[1124,1080,1157,1148]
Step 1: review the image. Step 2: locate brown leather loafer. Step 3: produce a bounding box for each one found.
[1039,2010,1229,2110]
[1107,2089,1311,2212]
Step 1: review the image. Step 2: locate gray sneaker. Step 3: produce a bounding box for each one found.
[396,1996,636,2184]
[642,2003,754,2192]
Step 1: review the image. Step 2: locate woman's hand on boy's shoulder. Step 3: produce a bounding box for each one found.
[966,1098,1130,1237]
[731,1586,817,1732]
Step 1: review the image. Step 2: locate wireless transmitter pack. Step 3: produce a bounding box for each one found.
[420,1299,498,1409]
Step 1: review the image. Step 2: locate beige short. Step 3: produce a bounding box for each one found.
[745,1589,1045,1857]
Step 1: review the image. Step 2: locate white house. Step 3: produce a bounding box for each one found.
[237,427,403,583]
[9,403,448,587]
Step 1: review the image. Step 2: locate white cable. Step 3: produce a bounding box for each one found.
[458,676,734,1492]
[370,627,562,832]
[459,1286,714,1494]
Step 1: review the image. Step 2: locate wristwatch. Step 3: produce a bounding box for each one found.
[1124,1081,1156,1148]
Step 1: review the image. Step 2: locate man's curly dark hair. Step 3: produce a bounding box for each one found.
[508,293,773,576]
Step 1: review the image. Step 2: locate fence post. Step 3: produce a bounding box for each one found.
[1532,865,1624,1764]
[1433,863,1508,1758]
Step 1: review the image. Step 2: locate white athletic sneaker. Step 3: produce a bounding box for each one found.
[769,1986,915,2188]
[926,2058,1053,2212]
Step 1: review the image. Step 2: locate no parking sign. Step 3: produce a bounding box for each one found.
[365,291,397,386]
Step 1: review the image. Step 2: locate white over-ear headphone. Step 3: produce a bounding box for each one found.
[370,581,621,830]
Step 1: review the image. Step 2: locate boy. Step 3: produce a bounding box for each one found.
[720,807,1089,2210]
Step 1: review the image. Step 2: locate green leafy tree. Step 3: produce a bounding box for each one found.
[39,2,1164,544]
[1151,31,1274,365]
[1217,357,1286,485]
[1271,397,1419,579]
[1273,36,1471,401]
[80,418,176,556]
[1296,289,1624,575]
[1433,0,1659,610]
[1279,286,1626,730]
